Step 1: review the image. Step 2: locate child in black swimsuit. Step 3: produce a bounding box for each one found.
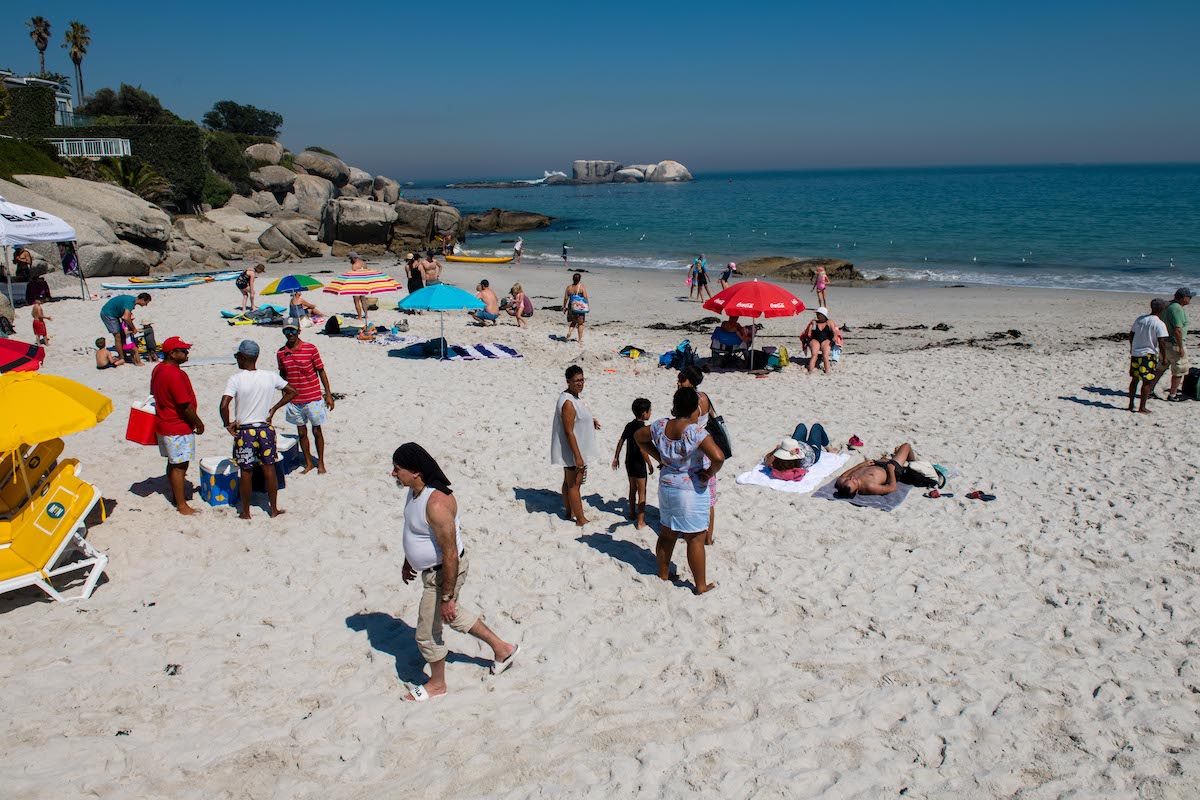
[612,398,653,529]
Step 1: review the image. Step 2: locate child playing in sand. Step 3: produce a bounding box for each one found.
[612,398,653,529]
[95,338,122,369]
[30,298,50,345]
[811,265,828,309]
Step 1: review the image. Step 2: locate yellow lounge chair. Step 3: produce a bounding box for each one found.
[0,463,107,603]
[2,458,80,543]
[0,439,66,518]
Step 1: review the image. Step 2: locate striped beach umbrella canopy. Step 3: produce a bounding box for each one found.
[322,269,399,296]
[262,274,324,295]
[0,339,45,374]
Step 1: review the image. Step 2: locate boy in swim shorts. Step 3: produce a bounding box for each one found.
[612,398,653,529]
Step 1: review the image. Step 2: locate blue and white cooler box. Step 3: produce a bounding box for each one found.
[276,433,303,475]
[199,458,239,507]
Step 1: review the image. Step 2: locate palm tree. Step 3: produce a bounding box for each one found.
[62,21,91,105]
[98,158,172,203]
[26,16,51,74]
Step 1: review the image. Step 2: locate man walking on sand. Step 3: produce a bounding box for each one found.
[220,340,296,520]
[1129,299,1170,413]
[469,279,500,326]
[392,443,520,702]
[150,336,205,515]
[277,319,335,473]
[1163,288,1193,402]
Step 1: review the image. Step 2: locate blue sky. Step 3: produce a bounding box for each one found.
[3,0,1198,181]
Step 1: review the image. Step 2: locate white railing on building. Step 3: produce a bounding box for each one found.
[46,138,132,159]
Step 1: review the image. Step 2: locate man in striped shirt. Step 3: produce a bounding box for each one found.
[277,320,335,473]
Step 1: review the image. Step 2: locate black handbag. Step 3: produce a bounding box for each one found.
[705,399,733,458]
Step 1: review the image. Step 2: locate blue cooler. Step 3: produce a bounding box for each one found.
[199,458,239,507]
[276,433,303,475]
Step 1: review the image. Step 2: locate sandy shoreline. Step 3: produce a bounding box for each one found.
[2,255,1198,798]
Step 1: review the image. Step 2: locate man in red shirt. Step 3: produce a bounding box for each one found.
[277,320,335,473]
[150,336,205,514]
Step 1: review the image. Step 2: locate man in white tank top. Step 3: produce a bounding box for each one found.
[392,443,519,702]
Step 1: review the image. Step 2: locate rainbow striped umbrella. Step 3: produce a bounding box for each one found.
[321,269,399,296]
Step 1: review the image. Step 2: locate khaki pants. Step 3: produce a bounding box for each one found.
[1164,341,1190,377]
[415,553,481,663]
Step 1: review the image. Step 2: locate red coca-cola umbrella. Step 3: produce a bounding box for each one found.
[703,280,804,368]
[0,338,45,374]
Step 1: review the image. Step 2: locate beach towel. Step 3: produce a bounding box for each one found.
[369,334,424,348]
[735,452,850,494]
[221,304,287,319]
[445,342,524,361]
[813,478,913,511]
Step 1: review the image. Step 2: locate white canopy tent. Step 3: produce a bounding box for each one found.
[0,195,80,305]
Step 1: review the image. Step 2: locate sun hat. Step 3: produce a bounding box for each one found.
[160,336,192,351]
[815,306,829,317]
[772,438,802,461]
[235,339,260,357]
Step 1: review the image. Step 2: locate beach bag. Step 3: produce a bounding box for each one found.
[569,294,589,314]
[323,316,341,335]
[705,401,733,458]
[778,346,789,367]
[901,460,942,489]
[1183,367,1200,400]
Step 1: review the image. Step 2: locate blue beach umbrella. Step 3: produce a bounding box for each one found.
[398,284,485,359]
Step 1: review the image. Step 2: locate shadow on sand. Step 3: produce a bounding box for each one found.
[346,612,490,683]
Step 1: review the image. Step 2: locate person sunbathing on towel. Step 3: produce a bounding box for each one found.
[763,423,831,480]
[834,442,916,498]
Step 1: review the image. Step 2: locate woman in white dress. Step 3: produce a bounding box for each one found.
[550,365,600,526]
[635,387,724,594]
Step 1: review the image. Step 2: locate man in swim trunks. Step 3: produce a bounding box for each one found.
[420,251,443,286]
[469,279,500,326]
[834,443,917,498]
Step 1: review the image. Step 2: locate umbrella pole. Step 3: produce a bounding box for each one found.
[3,246,11,310]
[440,311,445,359]
[749,321,756,371]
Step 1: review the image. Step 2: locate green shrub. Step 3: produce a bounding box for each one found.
[0,84,55,135]
[202,170,234,208]
[0,137,67,181]
[0,84,11,122]
[203,130,251,191]
[44,123,207,204]
[246,157,274,171]
[304,146,338,158]
[203,101,283,138]
[279,152,295,170]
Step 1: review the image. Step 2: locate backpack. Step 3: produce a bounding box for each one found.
[901,460,944,489]
[660,339,696,370]
[1183,367,1200,401]
[323,316,341,335]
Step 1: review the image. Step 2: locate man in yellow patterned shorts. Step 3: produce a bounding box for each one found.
[1128,299,1169,414]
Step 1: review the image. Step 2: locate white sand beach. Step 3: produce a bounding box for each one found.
[3,258,1198,798]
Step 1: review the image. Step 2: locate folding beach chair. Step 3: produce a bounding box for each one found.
[0,463,107,603]
[0,439,67,520]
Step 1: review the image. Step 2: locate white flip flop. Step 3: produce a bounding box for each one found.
[403,684,443,702]
[491,643,521,676]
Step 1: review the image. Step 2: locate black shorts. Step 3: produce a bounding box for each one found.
[625,460,648,480]
[697,274,709,287]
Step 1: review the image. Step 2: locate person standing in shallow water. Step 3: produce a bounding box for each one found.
[392,443,520,702]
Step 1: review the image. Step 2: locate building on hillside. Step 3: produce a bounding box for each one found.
[0,70,131,158]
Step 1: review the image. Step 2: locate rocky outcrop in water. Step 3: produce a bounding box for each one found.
[736,257,865,283]
[466,208,556,233]
[449,159,693,188]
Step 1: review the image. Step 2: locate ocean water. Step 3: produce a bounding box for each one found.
[422,164,1200,293]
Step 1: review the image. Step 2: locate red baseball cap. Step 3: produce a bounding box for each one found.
[160,336,193,351]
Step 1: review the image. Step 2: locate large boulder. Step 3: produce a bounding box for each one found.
[466,208,555,232]
[612,168,645,183]
[572,160,621,183]
[259,221,323,258]
[281,192,299,213]
[0,178,155,277]
[174,217,244,260]
[223,194,267,216]
[14,174,171,249]
[337,185,362,198]
[0,293,14,323]
[292,174,336,218]
[294,151,350,186]
[251,191,282,215]
[626,164,654,174]
[205,207,274,244]
[646,160,693,183]
[372,176,400,203]
[251,165,298,194]
[244,142,284,165]
[736,257,863,282]
[318,198,398,245]
[347,167,374,193]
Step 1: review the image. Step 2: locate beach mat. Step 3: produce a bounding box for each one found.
[446,343,523,361]
[813,477,913,511]
[735,452,850,494]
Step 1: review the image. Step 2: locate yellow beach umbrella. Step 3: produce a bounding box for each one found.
[0,372,113,452]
